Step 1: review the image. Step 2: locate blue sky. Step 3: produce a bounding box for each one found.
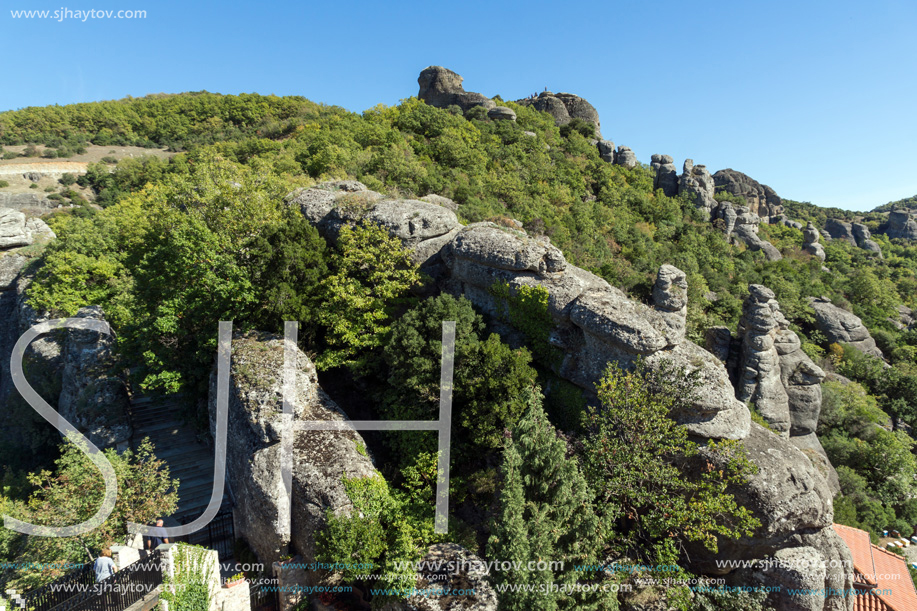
[2,0,915,211]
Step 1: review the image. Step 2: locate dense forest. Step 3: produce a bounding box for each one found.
[2,91,917,609]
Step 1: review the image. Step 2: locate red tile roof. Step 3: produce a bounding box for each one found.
[834,523,917,611]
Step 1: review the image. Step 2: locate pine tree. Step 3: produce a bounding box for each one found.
[487,389,616,611]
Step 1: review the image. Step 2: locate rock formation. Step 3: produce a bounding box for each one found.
[417,66,495,113]
[0,208,36,248]
[516,91,601,137]
[487,106,516,122]
[713,169,784,220]
[403,544,498,611]
[809,297,884,360]
[736,285,791,435]
[419,193,458,212]
[0,193,54,211]
[803,222,826,260]
[851,223,882,258]
[596,139,615,163]
[678,159,717,215]
[879,210,917,241]
[732,206,783,261]
[290,180,853,611]
[824,219,857,246]
[613,146,637,168]
[57,306,131,449]
[650,154,678,197]
[208,331,378,566]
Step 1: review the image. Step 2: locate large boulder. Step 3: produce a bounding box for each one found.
[614,146,638,168]
[0,193,54,210]
[712,169,784,219]
[417,66,495,113]
[487,106,516,122]
[809,297,884,360]
[208,332,378,567]
[803,222,826,261]
[596,139,615,163]
[690,423,854,611]
[516,91,602,137]
[0,208,33,249]
[851,223,882,258]
[402,544,498,611]
[650,154,678,197]
[879,210,917,241]
[678,159,717,216]
[732,208,783,261]
[824,219,857,246]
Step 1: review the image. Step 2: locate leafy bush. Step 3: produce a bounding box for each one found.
[0,180,8,188]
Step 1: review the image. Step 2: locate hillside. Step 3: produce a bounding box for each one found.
[2,68,917,610]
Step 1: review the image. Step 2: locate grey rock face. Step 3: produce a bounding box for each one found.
[824,219,857,246]
[705,326,732,362]
[809,297,884,359]
[712,169,784,219]
[0,208,33,249]
[851,223,882,257]
[650,154,678,197]
[208,332,378,566]
[516,91,602,137]
[402,544,498,611]
[596,139,615,163]
[790,433,841,495]
[23,172,42,183]
[803,222,826,261]
[732,208,783,261]
[737,285,791,434]
[419,193,458,212]
[487,106,516,121]
[0,193,54,210]
[614,146,637,168]
[678,159,717,215]
[880,210,917,241]
[58,306,131,449]
[450,222,566,275]
[417,66,495,112]
[691,423,853,611]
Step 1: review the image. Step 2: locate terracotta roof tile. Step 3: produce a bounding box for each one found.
[834,524,917,611]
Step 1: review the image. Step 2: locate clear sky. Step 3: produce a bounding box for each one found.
[2,0,915,211]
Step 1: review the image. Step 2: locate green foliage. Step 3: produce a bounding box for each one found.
[0,180,8,188]
[160,544,214,611]
[490,280,558,365]
[487,389,616,611]
[3,437,178,590]
[59,173,77,186]
[316,222,421,371]
[580,361,759,564]
[381,294,537,466]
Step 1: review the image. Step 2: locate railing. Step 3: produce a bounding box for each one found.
[20,563,94,611]
[179,505,234,562]
[20,551,163,611]
[248,580,278,611]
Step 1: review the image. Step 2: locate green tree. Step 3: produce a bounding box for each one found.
[317,222,421,371]
[487,389,616,611]
[580,361,759,565]
[5,437,178,590]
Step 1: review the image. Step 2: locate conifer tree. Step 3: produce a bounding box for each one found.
[487,389,616,611]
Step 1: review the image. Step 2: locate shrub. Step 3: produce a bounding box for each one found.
[0,180,8,188]
[101,156,118,164]
[59,173,77,186]
[29,183,38,189]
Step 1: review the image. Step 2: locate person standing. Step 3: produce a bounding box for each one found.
[144,518,169,554]
[93,549,116,582]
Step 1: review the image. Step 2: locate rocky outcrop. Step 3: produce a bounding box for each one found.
[208,332,378,566]
[879,210,917,241]
[57,306,131,449]
[487,106,516,122]
[614,146,637,168]
[809,297,884,360]
[650,154,678,197]
[0,208,34,248]
[419,193,458,212]
[596,139,615,163]
[678,159,716,215]
[732,206,783,261]
[402,544,498,611]
[809,297,884,359]
[516,91,601,137]
[712,169,784,220]
[803,222,826,260]
[0,193,54,211]
[693,423,853,611]
[293,181,857,610]
[851,223,882,257]
[824,219,856,246]
[418,66,495,113]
